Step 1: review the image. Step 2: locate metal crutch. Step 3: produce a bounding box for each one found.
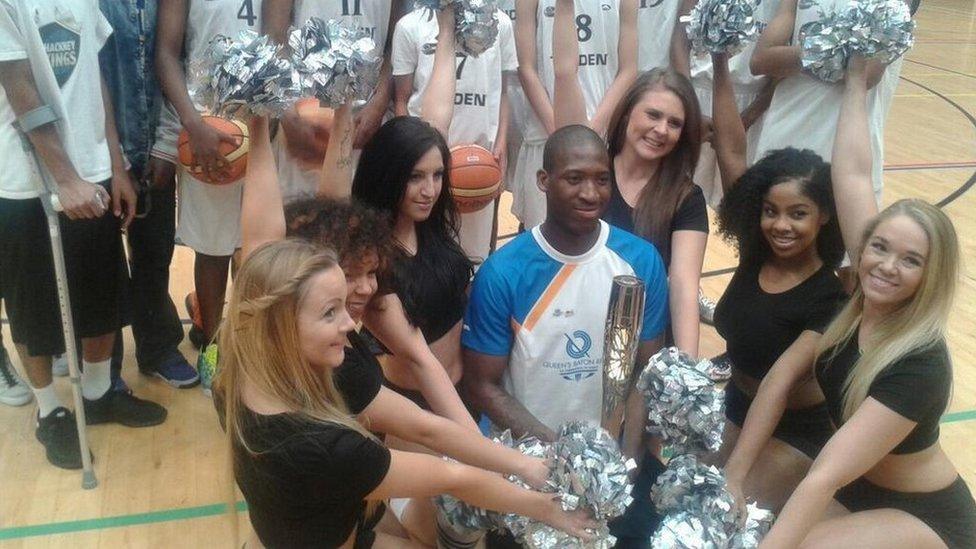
[16,105,98,489]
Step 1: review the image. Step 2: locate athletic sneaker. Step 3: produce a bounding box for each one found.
[146,350,200,388]
[52,353,68,377]
[198,344,219,397]
[185,292,207,351]
[83,389,167,427]
[0,348,32,406]
[698,288,717,326]
[36,407,86,470]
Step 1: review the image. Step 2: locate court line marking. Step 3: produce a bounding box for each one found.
[905,58,976,80]
[3,406,976,541]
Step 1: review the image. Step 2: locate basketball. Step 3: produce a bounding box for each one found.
[177,115,249,185]
[449,144,502,214]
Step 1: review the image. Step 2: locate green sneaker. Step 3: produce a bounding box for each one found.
[198,344,219,397]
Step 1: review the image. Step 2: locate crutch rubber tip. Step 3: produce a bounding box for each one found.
[82,471,98,490]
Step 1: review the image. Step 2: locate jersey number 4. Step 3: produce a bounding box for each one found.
[237,0,257,26]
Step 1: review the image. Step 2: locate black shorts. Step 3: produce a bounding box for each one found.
[724,382,834,459]
[0,193,125,357]
[836,476,976,549]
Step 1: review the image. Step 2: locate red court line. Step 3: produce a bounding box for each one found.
[884,161,976,171]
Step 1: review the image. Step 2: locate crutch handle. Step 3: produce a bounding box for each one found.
[49,194,63,212]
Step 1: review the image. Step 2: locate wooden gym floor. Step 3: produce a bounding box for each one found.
[1,1,975,545]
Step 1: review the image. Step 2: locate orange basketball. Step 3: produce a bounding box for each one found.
[449,144,502,214]
[177,116,249,185]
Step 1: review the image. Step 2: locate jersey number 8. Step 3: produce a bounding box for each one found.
[576,14,592,42]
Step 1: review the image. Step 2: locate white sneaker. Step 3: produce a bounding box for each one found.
[699,288,717,325]
[52,354,68,377]
[0,349,32,407]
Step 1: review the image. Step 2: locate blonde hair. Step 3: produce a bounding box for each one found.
[214,239,377,544]
[817,199,959,421]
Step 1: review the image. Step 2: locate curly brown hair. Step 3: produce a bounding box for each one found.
[284,198,394,276]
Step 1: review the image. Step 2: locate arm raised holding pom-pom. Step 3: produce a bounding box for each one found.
[240,116,285,261]
[710,52,749,192]
[420,5,459,138]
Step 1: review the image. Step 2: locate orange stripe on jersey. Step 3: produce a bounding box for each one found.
[523,265,577,332]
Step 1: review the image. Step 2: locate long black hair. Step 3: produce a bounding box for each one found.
[351,117,472,328]
[352,116,461,245]
[717,147,845,269]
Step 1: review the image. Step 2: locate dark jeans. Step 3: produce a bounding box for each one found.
[126,181,182,369]
[108,180,182,381]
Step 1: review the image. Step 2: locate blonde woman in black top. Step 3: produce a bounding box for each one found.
[734,56,975,549]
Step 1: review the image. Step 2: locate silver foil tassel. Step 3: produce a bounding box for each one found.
[416,0,499,57]
[651,455,775,548]
[682,0,762,57]
[637,348,725,455]
[188,30,300,118]
[289,17,381,108]
[601,275,645,438]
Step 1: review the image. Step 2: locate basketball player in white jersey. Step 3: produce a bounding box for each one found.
[673,0,779,210]
[751,0,896,202]
[392,6,518,265]
[262,0,407,202]
[637,0,682,73]
[156,0,264,389]
[511,0,637,229]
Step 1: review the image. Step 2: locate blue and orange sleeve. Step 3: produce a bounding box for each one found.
[462,260,514,356]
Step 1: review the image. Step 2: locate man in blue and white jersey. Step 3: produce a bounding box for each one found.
[463,124,669,547]
[463,124,668,439]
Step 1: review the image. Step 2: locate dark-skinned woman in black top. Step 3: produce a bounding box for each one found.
[736,56,975,549]
[697,51,848,514]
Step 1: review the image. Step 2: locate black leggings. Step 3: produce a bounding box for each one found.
[835,476,976,549]
[724,382,834,459]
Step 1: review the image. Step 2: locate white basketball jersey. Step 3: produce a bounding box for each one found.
[690,0,781,112]
[391,8,517,148]
[755,0,884,184]
[637,0,682,72]
[186,0,263,66]
[294,0,391,55]
[524,0,621,141]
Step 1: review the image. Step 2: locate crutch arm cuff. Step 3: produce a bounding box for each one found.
[15,105,59,134]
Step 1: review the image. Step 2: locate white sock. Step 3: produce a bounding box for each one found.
[32,383,63,418]
[81,358,111,400]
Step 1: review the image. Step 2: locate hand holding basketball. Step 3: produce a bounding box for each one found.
[178,116,249,185]
[283,99,334,167]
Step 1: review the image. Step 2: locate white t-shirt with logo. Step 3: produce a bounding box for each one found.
[637,0,681,72]
[391,7,517,148]
[463,221,669,431]
[523,0,621,143]
[0,0,112,199]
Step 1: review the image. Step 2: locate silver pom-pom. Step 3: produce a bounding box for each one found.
[682,0,762,56]
[800,0,915,83]
[729,504,775,548]
[840,0,915,64]
[416,0,499,57]
[456,0,499,57]
[435,425,635,548]
[638,348,725,455]
[551,422,636,520]
[189,30,300,118]
[289,17,381,107]
[650,455,775,548]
